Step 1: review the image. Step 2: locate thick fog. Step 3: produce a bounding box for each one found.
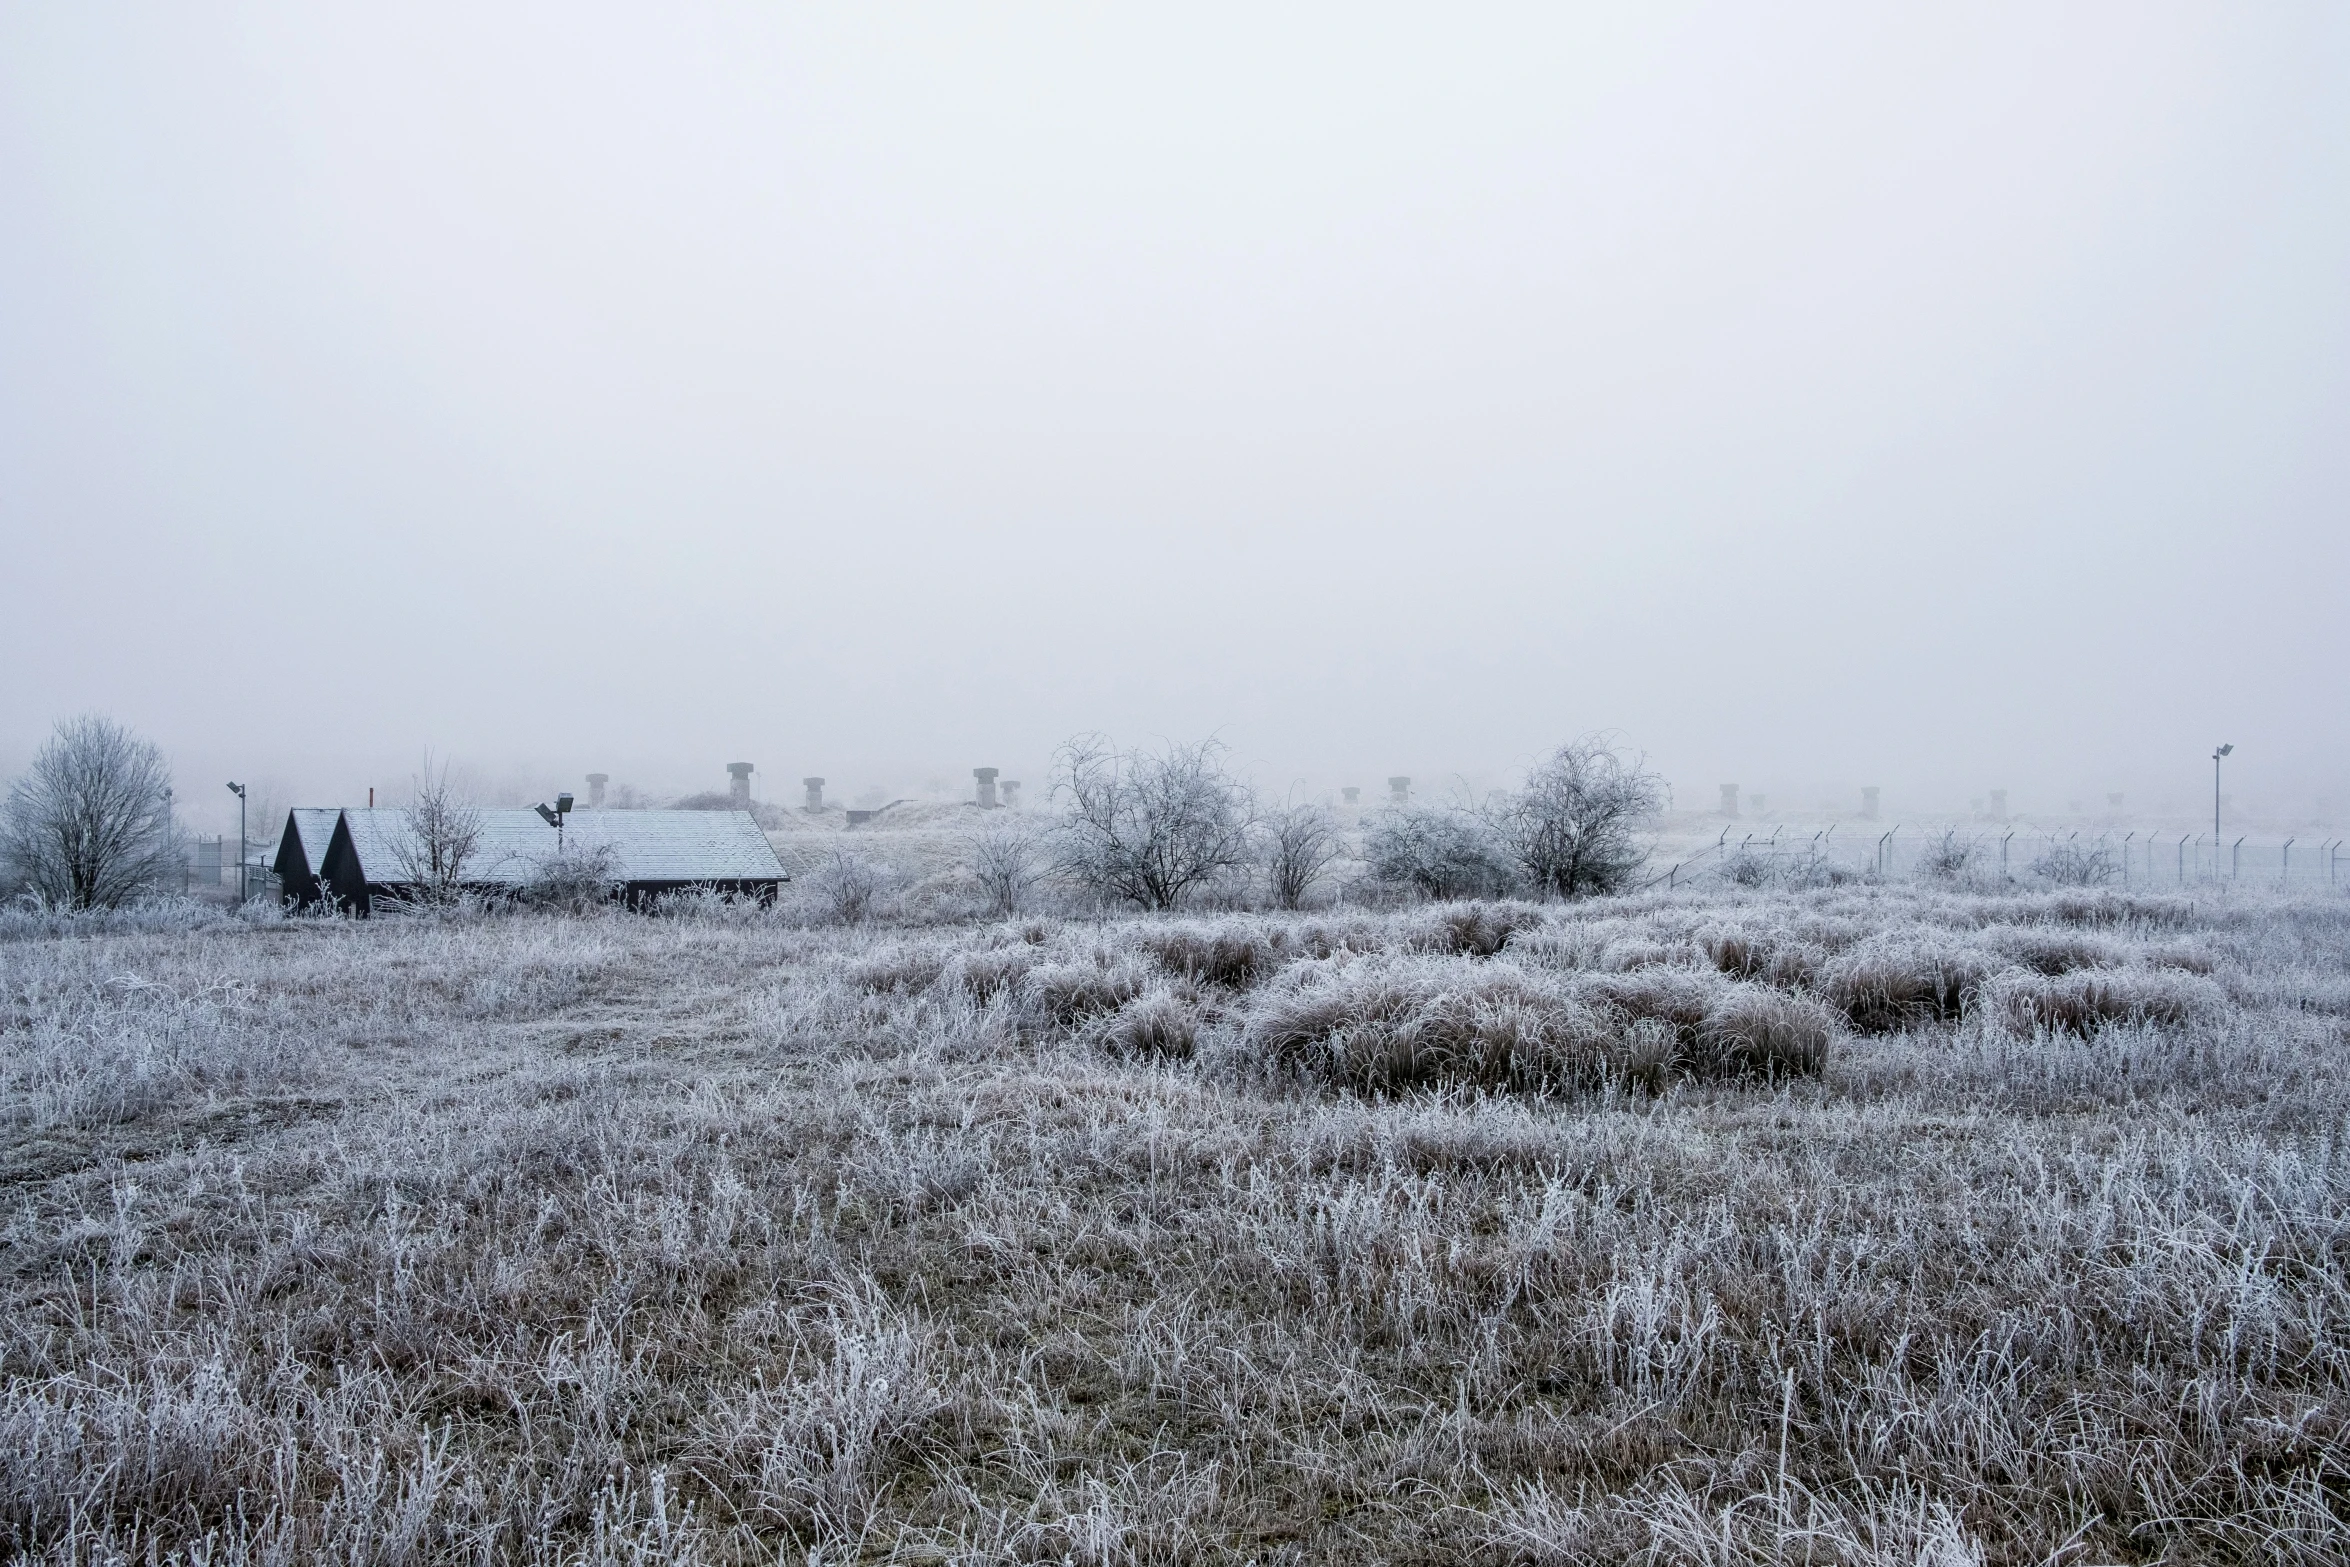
[3,4,2345,836]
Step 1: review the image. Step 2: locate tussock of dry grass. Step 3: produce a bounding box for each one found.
[2,886,2348,1562]
[1822,937,1988,1034]
[1243,957,1645,1094]
[1987,965,2227,1037]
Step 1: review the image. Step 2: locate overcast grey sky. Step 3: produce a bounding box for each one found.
[4,4,2345,831]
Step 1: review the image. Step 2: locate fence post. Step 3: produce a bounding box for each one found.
[2282,838,2294,888]
[2232,836,2244,881]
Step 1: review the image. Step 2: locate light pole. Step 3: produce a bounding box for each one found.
[534,792,576,851]
[2212,744,2232,848]
[227,783,247,900]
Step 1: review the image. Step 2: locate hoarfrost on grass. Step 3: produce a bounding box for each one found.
[1,883,2346,1561]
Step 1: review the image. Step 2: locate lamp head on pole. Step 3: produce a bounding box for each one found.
[2214,744,2233,760]
[226,782,244,799]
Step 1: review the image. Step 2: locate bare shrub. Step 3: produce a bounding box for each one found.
[1723,846,1863,892]
[390,756,485,906]
[968,816,1045,917]
[1917,829,1981,883]
[1051,736,1255,911]
[1260,800,1342,910]
[0,714,179,910]
[1364,806,1519,901]
[1779,848,1866,889]
[520,842,623,912]
[2033,841,2119,887]
[806,850,890,925]
[1489,736,1665,897]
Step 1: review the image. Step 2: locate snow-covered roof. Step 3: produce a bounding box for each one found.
[333,808,785,886]
[280,809,341,876]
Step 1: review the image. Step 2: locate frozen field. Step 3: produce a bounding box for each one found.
[3,885,2348,1563]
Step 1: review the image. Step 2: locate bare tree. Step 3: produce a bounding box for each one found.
[1365,804,1520,900]
[1488,735,1665,898]
[1261,799,1342,910]
[0,714,180,909]
[391,756,485,905]
[1051,735,1255,911]
[969,816,1044,917]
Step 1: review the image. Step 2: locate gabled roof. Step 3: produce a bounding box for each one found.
[332,808,784,886]
[277,809,341,877]
[557,811,788,882]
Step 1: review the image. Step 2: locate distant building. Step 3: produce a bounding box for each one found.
[276,807,786,913]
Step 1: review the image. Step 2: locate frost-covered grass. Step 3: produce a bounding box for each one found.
[2,885,2347,1563]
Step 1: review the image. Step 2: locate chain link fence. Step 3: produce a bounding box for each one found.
[179,835,274,900]
[1645,823,2348,892]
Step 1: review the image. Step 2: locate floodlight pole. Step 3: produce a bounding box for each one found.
[536,794,575,850]
[2212,744,2232,845]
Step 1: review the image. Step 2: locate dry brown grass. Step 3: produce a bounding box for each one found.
[2,885,2348,1563]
